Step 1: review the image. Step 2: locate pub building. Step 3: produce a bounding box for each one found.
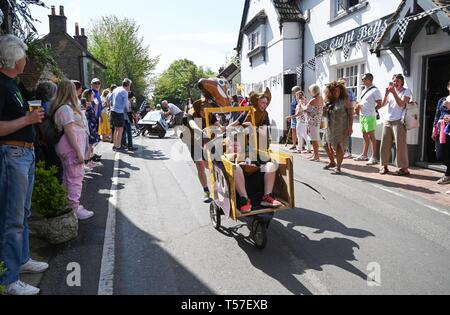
[300,0,450,169]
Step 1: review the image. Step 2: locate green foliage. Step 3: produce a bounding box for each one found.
[32,162,70,219]
[25,36,64,79]
[0,261,6,295]
[152,59,217,106]
[88,16,159,103]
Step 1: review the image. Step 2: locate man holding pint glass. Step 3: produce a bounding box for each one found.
[0,35,49,295]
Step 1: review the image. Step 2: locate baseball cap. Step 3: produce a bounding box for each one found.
[91,78,101,84]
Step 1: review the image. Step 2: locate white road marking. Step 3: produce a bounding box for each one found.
[373,185,450,217]
[98,153,120,295]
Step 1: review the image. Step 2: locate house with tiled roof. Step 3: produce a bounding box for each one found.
[236,0,306,141]
[41,5,106,88]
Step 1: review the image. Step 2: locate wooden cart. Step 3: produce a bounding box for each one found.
[205,106,295,249]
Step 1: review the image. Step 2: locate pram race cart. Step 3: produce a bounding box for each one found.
[205,106,295,250]
[137,110,170,138]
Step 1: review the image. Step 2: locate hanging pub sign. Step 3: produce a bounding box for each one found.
[315,14,394,56]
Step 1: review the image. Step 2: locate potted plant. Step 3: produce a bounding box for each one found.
[0,261,6,295]
[29,162,78,245]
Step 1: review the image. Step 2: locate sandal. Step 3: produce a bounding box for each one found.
[379,168,389,175]
[323,163,337,170]
[394,169,411,177]
[332,168,342,175]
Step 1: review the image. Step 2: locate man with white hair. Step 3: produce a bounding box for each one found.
[0,35,48,295]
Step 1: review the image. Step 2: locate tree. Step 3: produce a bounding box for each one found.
[1,0,48,38]
[88,15,159,103]
[152,59,216,106]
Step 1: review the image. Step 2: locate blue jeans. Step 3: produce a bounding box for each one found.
[121,120,133,148]
[0,145,35,285]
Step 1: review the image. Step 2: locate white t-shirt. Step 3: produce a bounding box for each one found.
[387,87,413,121]
[360,86,382,117]
[168,103,182,116]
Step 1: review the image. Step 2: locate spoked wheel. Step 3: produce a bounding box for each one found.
[209,203,221,230]
[252,219,268,250]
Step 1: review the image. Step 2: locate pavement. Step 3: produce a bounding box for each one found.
[274,144,450,209]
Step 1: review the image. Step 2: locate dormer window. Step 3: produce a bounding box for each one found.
[249,30,261,51]
[330,0,369,23]
[336,0,361,15]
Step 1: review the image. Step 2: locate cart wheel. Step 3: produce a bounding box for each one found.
[252,220,267,250]
[209,203,221,230]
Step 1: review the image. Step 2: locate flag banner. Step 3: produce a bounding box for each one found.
[305,58,316,71]
[296,65,303,80]
[343,44,350,60]
[397,18,409,44]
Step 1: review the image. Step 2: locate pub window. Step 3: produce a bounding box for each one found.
[335,0,362,16]
[337,63,365,100]
[248,30,261,51]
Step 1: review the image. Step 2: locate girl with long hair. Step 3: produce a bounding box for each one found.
[49,80,94,220]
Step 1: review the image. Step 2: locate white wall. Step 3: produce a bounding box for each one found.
[240,0,303,136]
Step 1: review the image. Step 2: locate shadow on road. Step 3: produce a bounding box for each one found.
[215,207,374,295]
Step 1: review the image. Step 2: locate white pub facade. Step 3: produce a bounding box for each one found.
[237,0,450,167]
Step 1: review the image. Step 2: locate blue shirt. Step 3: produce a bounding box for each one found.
[111,87,128,114]
[93,88,102,119]
[348,90,356,103]
[291,99,298,116]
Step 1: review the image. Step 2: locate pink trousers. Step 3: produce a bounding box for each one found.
[56,130,86,212]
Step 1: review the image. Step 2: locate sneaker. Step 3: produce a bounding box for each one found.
[366,158,378,166]
[354,155,369,162]
[90,154,102,162]
[261,194,282,208]
[239,197,252,213]
[20,259,49,274]
[203,192,213,203]
[344,152,353,159]
[437,176,450,185]
[289,146,297,151]
[6,281,40,295]
[76,206,94,221]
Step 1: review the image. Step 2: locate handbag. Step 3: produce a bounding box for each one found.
[402,101,420,130]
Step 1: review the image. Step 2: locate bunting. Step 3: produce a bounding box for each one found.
[343,44,350,60]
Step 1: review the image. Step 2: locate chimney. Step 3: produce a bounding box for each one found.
[48,5,67,34]
[74,26,88,50]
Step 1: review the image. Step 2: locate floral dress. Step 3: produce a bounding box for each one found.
[85,102,100,145]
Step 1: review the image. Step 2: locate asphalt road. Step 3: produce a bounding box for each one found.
[39,134,450,295]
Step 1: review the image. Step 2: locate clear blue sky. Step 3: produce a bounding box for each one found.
[30,0,245,74]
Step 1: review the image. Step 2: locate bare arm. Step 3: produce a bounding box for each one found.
[391,89,410,108]
[345,98,354,135]
[375,100,383,111]
[0,110,44,137]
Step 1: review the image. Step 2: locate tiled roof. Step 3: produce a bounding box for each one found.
[272,0,304,22]
[432,0,450,18]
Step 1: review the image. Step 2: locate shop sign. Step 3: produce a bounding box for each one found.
[315,14,394,55]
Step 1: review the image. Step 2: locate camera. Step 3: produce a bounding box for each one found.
[325,101,335,111]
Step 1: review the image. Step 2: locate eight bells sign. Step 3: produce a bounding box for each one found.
[315,14,394,56]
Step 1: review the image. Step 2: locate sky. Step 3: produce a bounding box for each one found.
[29,0,245,75]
